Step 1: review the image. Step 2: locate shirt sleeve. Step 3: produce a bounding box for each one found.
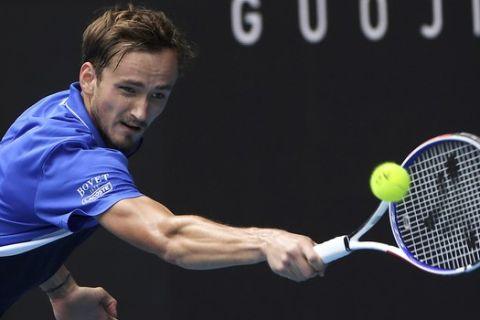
[35,141,143,232]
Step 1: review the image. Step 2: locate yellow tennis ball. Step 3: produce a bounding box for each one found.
[369,162,410,202]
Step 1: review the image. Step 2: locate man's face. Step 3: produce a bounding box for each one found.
[81,49,178,153]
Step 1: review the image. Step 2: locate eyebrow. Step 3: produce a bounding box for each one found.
[121,80,174,91]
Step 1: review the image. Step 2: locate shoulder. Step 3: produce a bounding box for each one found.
[2,90,101,159]
[42,140,129,178]
[2,90,91,146]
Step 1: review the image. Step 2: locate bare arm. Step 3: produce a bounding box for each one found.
[97,196,325,281]
[40,265,118,320]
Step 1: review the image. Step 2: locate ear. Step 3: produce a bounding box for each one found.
[79,62,97,95]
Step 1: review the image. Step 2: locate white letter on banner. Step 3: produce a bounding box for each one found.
[359,0,388,41]
[231,0,262,45]
[298,0,328,43]
[473,0,480,37]
[420,0,443,39]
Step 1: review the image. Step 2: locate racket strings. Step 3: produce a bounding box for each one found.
[394,141,480,271]
[420,143,480,268]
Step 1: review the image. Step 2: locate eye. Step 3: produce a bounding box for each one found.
[119,86,136,95]
[151,92,167,100]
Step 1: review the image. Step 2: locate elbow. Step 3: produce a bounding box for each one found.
[147,223,188,268]
[148,215,199,269]
[159,239,178,265]
[158,239,191,269]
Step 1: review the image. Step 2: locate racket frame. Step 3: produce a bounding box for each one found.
[314,133,480,275]
[389,133,480,275]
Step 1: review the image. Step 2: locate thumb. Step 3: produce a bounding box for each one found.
[306,245,327,277]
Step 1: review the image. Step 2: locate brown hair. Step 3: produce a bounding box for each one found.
[81,4,195,76]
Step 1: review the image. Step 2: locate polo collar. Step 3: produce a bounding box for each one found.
[62,82,142,157]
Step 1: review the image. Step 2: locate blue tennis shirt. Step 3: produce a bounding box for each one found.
[0,83,143,247]
[0,83,144,312]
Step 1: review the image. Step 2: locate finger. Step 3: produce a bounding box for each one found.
[308,255,327,277]
[97,288,118,317]
[304,244,327,276]
[105,299,118,317]
[280,250,318,282]
[293,255,320,281]
[271,257,306,282]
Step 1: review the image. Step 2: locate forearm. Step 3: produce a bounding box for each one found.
[99,196,324,281]
[99,196,270,270]
[162,215,271,269]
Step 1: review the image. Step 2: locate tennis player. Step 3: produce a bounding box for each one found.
[0,4,325,319]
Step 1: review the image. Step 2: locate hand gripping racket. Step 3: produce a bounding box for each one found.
[314,132,480,275]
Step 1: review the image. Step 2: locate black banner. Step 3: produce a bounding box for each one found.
[2,1,479,319]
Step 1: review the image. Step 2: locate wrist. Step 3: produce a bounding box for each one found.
[249,227,278,260]
[40,268,77,300]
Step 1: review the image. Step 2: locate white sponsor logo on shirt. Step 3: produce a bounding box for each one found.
[76,174,113,204]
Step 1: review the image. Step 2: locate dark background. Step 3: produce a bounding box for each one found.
[2,0,480,319]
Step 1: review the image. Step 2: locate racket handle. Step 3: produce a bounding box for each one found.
[314,236,350,264]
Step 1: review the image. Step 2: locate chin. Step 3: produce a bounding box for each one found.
[106,137,136,153]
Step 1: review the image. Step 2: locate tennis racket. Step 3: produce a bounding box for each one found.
[314,132,480,275]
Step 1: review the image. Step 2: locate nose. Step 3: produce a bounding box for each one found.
[130,97,149,124]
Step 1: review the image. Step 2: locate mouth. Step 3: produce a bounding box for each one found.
[120,121,143,133]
